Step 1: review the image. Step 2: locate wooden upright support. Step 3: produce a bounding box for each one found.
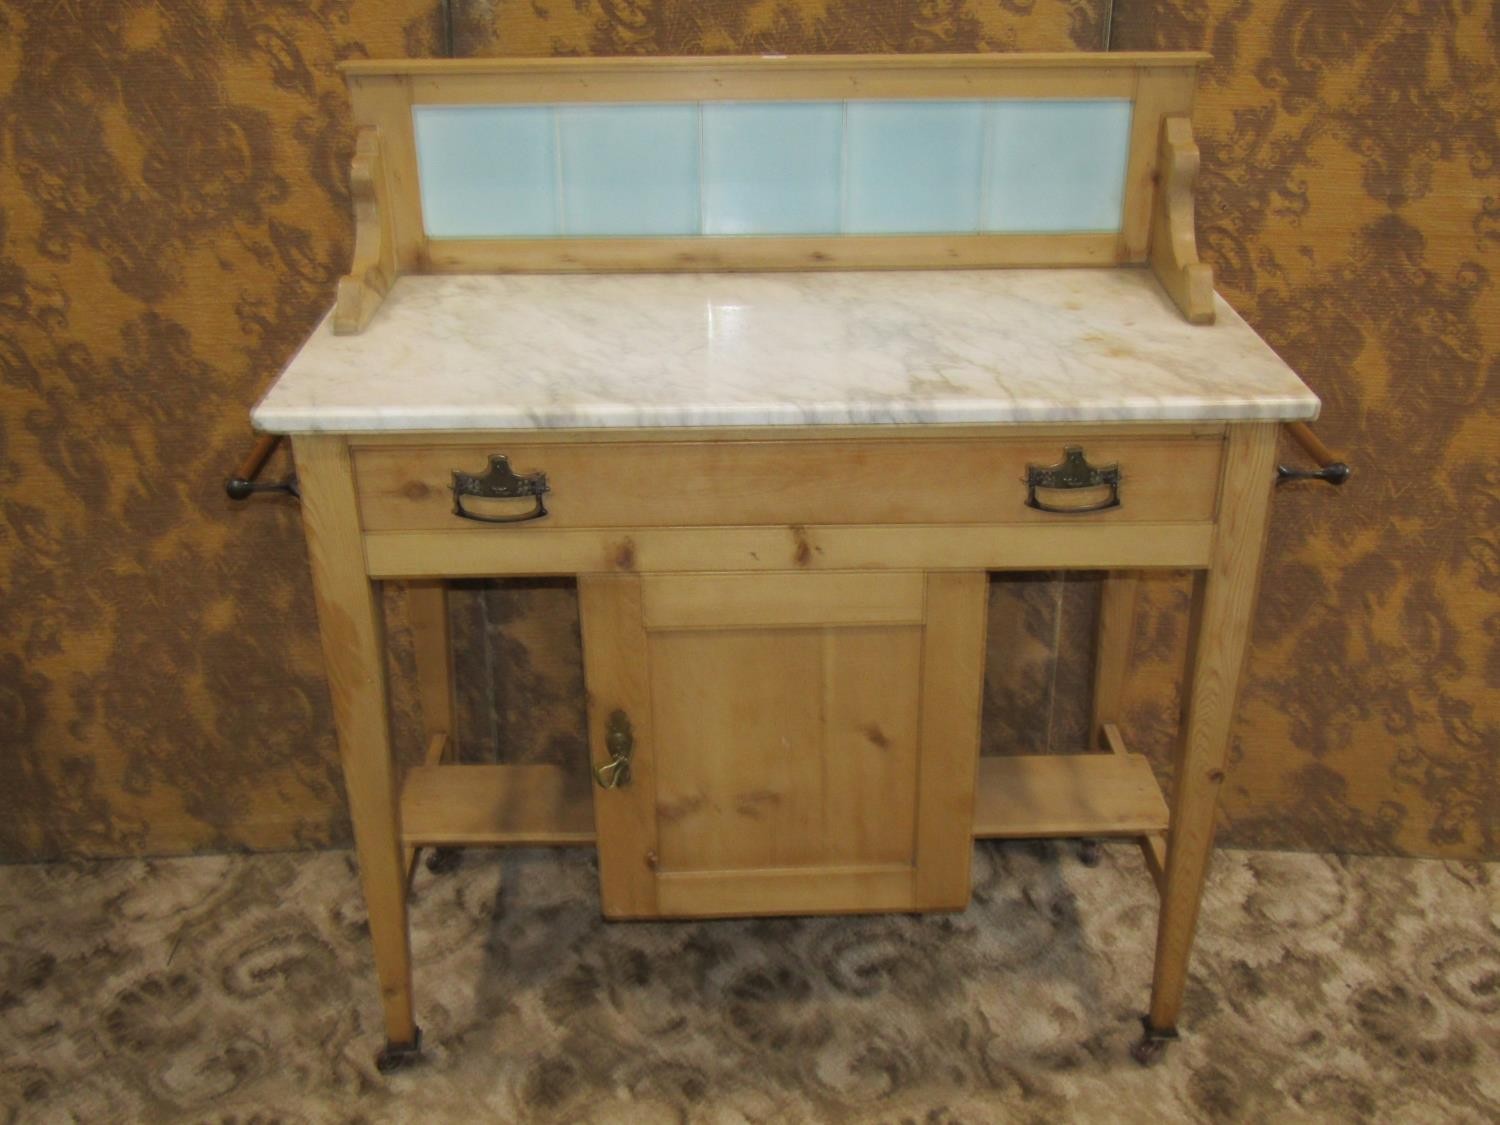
[334,127,398,335]
[1091,572,1140,751]
[402,581,458,880]
[406,581,457,751]
[1149,116,1216,326]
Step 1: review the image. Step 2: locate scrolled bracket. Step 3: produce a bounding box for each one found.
[334,127,398,335]
[1149,115,1215,326]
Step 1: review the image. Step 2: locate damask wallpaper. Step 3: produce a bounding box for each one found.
[0,1,1494,863]
[1111,1,1498,857]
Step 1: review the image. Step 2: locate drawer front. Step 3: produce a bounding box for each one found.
[352,435,1223,532]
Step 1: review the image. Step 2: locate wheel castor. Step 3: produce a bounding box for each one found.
[1078,839,1102,867]
[375,1027,423,1073]
[1130,1017,1178,1066]
[425,846,463,875]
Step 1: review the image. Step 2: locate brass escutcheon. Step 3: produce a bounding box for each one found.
[593,709,634,789]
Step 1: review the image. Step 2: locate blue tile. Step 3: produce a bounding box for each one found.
[413,106,558,238]
[702,103,843,235]
[845,101,984,234]
[983,100,1133,232]
[558,105,700,236]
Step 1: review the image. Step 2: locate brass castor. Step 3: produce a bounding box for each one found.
[426,846,463,875]
[1079,839,1102,867]
[375,1027,423,1074]
[1130,1017,1178,1065]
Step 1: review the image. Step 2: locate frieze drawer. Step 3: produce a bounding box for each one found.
[350,433,1225,532]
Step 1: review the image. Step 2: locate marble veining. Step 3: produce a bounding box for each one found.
[252,269,1320,432]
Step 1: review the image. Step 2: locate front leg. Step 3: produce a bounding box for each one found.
[1141,423,1277,1057]
[296,436,419,1067]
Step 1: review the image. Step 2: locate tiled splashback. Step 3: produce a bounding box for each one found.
[414,100,1133,239]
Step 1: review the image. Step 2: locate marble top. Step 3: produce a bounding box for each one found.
[252,269,1318,432]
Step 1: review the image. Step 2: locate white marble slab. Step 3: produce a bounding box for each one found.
[252,269,1319,432]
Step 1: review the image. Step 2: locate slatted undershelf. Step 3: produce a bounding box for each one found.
[971,724,1172,892]
[399,724,1166,868]
[973,751,1167,838]
[402,758,596,847]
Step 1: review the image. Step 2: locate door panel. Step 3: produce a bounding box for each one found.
[580,570,985,918]
[650,625,922,873]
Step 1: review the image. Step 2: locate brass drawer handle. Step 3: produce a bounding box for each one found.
[593,710,634,789]
[1024,446,1121,514]
[451,455,549,524]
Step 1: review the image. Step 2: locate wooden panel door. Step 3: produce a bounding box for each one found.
[579,570,986,919]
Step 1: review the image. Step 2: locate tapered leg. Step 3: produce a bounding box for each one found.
[1143,423,1278,1049]
[295,436,418,1061]
[1092,570,1139,750]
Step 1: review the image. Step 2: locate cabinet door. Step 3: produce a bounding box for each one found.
[579,570,986,919]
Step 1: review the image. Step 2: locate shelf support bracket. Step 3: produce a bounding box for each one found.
[334,127,398,335]
[1150,115,1215,326]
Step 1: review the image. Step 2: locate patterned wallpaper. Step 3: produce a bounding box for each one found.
[0,1,1493,863]
[1111,2,1498,857]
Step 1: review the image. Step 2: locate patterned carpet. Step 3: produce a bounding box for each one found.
[1,842,1496,1123]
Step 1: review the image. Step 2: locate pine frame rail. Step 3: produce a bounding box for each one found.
[331,52,1215,333]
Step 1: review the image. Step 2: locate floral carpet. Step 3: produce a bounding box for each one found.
[2,842,1496,1123]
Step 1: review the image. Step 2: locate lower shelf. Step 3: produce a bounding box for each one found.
[973,752,1169,839]
[400,763,595,847]
[399,750,1167,851]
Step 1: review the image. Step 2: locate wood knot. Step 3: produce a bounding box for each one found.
[790,525,814,567]
[612,537,637,571]
[735,790,781,819]
[657,795,705,824]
